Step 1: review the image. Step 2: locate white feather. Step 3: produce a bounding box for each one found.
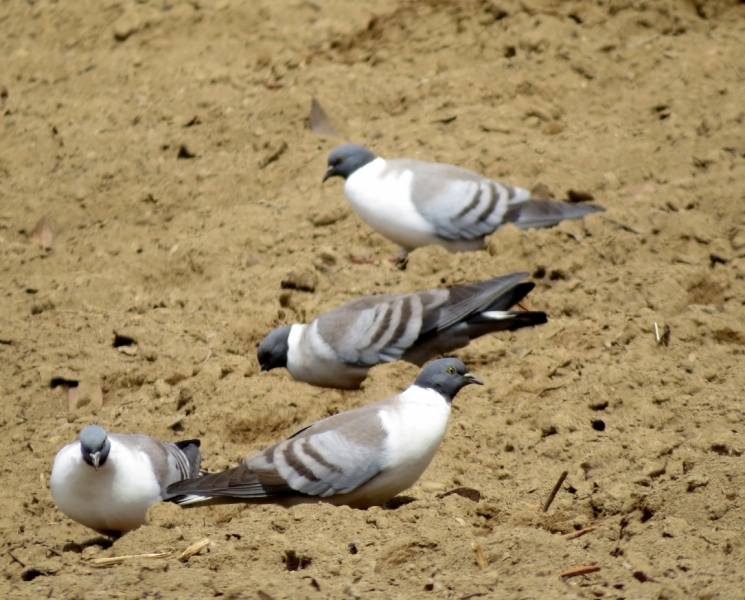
[50,438,162,534]
[345,159,485,252]
[286,323,369,389]
[479,310,513,320]
[332,385,452,507]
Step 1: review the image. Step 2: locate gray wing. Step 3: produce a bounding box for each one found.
[386,159,531,241]
[166,402,390,503]
[116,434,202,493]
[386,159,604,238]
[432,272,532,330]
[312,291,450,367]
[312,273,535,368]
[502,199,605,230]
[248,404,388,497]
[171,440,202,478]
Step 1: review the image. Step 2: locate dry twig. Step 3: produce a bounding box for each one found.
[557,565,601,578]
[471,542,488,569]
[7,550,26,568]
[88,552,171,567]
[561,526,598,540]
[602,216,643,235]
[654,323,671,347]
[177,538,211,562]
[543,470,568,512]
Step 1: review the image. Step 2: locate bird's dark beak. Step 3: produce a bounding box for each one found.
[260,363,268,372]
[322,166,335,183]
[90,452,101,470]
[464,373,484,386]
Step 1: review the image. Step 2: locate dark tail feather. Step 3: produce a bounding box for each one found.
[165,464,296,506]
[503,199,604,230]
[174,439,203,478]
[465,310,547,339]
[467,309,547,328]
[483,282,535,312]
[167,494,250,508]
[436,272,530,331]
[403,308,547,366]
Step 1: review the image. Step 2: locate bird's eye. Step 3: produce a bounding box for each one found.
[337,157,344,164]
[447,366,456,375]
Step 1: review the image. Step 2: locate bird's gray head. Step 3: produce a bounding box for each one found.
[257,326,292,372]
[79,425,111,471]
[323,144,377,182]
[414,358,483,403]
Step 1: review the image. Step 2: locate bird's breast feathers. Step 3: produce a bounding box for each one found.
[378,386,452,472]
[345,159,443,249]
[50,440,163,533]
[286,323,368,388]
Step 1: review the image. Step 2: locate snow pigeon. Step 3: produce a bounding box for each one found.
[166,358,482,509]
[258,271,546,389]
[323,143,604,261]
[50,425,202,537]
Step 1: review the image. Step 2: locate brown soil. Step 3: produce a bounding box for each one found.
[2,0,745,598]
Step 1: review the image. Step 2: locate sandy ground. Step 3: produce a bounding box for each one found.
[2,0,745,598]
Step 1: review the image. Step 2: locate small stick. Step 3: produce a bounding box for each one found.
[654,322,660,344]
[348,255,376,265]
[557,565,600,579]
[602,217,643,235]
[562,526,598,540]
[88,552,171,567]
[7,549,26,568]
[176,538,211,563]
[39,542,64,557]
[471,542,488,570]
[543,470,568,513]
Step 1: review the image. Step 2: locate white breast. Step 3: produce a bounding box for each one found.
[345,159,446,251]
[336,386,451,507]
[50,439,162,534]
[286,323,369,389]
[378,386,452,476]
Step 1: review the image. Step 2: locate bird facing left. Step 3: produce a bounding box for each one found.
[50,425,202,537]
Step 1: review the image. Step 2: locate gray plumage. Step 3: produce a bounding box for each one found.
[50,426,203,536]
[323,144,605,255]
[258,272,546,389]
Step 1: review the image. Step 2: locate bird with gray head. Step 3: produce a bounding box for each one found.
[166,358,482,509]
[257,271,546,389]
[50,425,202,537]
[323,143,605,263]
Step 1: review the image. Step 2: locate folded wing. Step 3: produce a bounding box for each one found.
[312,291,449,367]
[399,160,529,241]
[166,405,387,505]
[387,159,603,239]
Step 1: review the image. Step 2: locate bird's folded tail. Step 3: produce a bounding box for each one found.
[174,439,203,478]
[503,199,604,230]
[467,309,547,330]
[165,464,296,507]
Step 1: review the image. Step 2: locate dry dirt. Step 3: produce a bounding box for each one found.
[2,0,745,598]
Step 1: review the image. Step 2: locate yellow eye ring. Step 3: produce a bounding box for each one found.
[447,366,456,375]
